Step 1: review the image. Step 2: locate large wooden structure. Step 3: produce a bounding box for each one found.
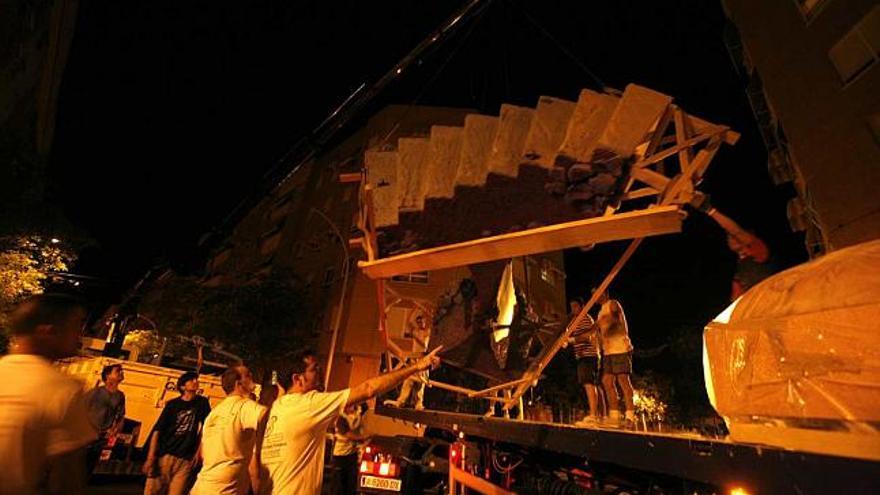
[350,83,739,411]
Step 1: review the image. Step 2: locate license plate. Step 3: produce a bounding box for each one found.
[360,475,402,492]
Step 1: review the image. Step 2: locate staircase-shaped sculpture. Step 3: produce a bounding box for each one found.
[362,83,736,262]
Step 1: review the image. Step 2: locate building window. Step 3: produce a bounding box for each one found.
[391,271,429,284]
[795,0,831,22]
[829,6,880,85]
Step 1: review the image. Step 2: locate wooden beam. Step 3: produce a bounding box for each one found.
[621,187,661,201]
[632,168,671,190]
[631,129,726,170]
[507,237,645,409]
[450,464,516,495]
[338,172,362,183]
[358,206,684,279]
[427,380,481,396]
[470,378,532,398]
[673,108,693,170]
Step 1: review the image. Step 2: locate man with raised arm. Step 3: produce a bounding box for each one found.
[259,347,442,495]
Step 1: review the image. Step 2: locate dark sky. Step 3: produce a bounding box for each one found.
[48,0,805,331]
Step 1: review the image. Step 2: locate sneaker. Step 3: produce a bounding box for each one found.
[574,415,599,427]
[624,411,637,429]
[607,410,622,426]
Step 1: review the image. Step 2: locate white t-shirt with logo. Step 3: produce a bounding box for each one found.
[0,354,96,495]
[191,395,266,495]
[260,389,351,495]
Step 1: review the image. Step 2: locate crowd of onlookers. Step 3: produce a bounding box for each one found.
[0,293,440,495]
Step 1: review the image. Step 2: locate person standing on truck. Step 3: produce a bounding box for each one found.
[85,363,126,475]
[566,298,604,426]
[596,291,636,427]
[143,371,212,495]
[258,346,442,495]
[690,193,775,300]
[191,365,268,495]
[0,294,96,495]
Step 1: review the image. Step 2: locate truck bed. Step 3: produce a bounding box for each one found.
[376,405,880,494]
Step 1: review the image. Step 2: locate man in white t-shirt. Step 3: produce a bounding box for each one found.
[191,365,267,495]
[0,294,96,495]
[259,347,442,495]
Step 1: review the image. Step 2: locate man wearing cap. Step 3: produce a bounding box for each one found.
[144,371,212,495]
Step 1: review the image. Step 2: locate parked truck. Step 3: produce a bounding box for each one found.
[357,241,880,495]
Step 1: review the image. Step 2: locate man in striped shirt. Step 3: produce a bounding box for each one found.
[567,298,604,426]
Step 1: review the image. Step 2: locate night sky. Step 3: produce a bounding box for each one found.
[48,0,806,345]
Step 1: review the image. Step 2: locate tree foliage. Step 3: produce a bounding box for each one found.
[138,270,311,376]
[0,235,76,351]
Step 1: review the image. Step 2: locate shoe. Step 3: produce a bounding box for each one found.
[624,411,637,430]
[574,415,599,427]
[606,410,622,427]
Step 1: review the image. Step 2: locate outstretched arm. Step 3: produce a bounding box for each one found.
[347,346,442,406]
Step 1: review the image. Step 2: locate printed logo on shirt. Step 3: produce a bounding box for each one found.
[174,409,196,436]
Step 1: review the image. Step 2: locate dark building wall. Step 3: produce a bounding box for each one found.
[722,0,880,251]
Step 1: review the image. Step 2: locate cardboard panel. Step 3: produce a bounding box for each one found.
[397,137,430,210]
[455,114,498,187]
[522,96,576,169]
[487,104,534,177]
[365,150,400,227]
[423,125,464,199]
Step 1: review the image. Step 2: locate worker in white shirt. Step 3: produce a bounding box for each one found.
[259,347,442,495]
[0,294,96,495]
[190,365,268,495]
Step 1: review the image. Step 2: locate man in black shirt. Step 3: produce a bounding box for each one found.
[143,372,212,495]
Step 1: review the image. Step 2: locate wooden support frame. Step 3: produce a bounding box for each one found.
[354,102,739,413]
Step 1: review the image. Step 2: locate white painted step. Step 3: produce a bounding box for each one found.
[522,96,576,169]
[364,149,400,228]
[486,104,534,178]
[423,125,464,199]
[454,114,498,188]
[397,137,430,211]
[596,84,672,157]
[556,89,620,166]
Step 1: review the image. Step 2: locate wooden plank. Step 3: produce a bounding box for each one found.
[486,104,534,177]
[365,150,400,227]
[423,125,464,199]
[632,167,671,190]
[621,187,661,201]
[673,107,693,169]
[427,380,481,396]
[687,113,740,144]
[454,114,498,187]
[644,105,675,158]
[338,172,362,183]
[521,96,576,169]
[397,137,430,210]
[508,237,645,408]
[358,206,683,279]
[451,464,516,495]
[470,378,531,398]
[631,129,726,170]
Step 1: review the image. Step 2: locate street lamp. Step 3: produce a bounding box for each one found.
[310,208,350,390]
